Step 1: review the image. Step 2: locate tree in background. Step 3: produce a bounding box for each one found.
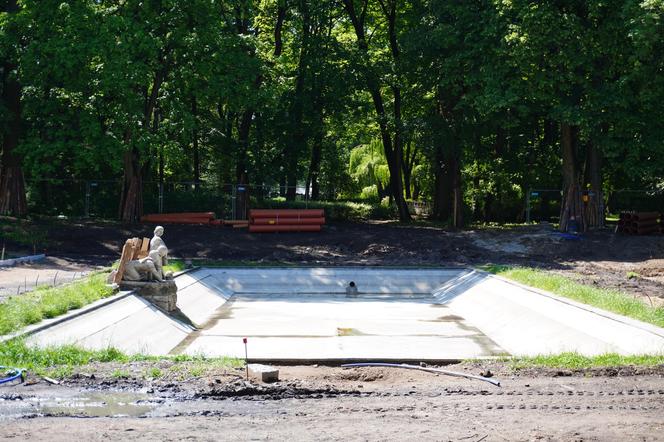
[1,0,663,225]
[349,139,390,200]
[0,0,27,216]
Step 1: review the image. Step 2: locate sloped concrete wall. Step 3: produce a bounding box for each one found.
[434,270,664,356]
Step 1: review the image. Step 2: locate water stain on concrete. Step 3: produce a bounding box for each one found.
[336,328,368,336]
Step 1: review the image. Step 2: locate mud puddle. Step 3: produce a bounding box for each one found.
[0,390,161,418]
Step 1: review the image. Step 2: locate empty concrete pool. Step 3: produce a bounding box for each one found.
[27,267,664,361]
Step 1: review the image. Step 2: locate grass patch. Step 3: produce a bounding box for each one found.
[482,265,664,328]
[0,219,50,250]
[0,339,128,375]
[163,258,186,273]
[0,272,115,335]
[111,369,131,379]
[0,340,243,378]
[509,352,664,370]
[146,367,163,378]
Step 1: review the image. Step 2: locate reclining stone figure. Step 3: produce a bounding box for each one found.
[123,245,169,282]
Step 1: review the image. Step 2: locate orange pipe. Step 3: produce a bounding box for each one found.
[252,217,325,225]
[250,209,324,218]
[248,224,322,233]
[141,217,213,224]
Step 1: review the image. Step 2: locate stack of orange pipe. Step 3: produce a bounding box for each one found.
[617,211,662,235]
[248,209,325,233]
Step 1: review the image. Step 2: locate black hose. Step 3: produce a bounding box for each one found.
[341,362,501,387]
[0,366,25,385]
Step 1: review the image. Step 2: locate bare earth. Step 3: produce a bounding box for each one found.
[0,256,95,301]
[4,220,664,306]
[2,220,663,440]
[1,363,663,441]
[13,218,663,306]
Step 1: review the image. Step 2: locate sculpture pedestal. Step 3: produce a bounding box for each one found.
[119,280,178,312]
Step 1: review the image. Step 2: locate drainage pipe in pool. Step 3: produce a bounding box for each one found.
[341,362,501,387]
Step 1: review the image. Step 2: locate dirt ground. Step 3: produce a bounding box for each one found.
[1,362,663,441]
[2,220,664,439]
[0,256,94,301]
[6,218,663,306]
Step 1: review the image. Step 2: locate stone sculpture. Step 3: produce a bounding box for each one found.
[109,228,177,311]
[149,226,169,266]
[122,245,169,282]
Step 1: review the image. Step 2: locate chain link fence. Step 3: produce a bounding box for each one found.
[525,188,664,223]
[25,179,316,220]
[24,179,662,222]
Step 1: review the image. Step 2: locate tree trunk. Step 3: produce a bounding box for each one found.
[450,151,463,228]
[119,64,166,222]
[559,123,585,232]
[0,0,27,217]
[159,147,164,184]
[432,144,451,221]
[413,182,420,201]
[192,98,200,191]
[286,0,311,202]
[583,141,604,228]
[274,2,286,57]
[236,109,252,218]
[119,144,143,223]
[403,169,412,200]
[402,141,417,200]
[390,85,409,217]
[279,173,286,197]
[192,135,200,190]
[305,131,322,201]
[342,0,410,221]
[432,89,462,227]
[384,1,409,221]
[306,72,325,201]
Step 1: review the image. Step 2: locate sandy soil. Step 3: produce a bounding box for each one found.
[0,256,96,301]
[1,363,663,441]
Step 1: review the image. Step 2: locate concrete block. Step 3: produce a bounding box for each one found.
[119,280,178,312]
[248,364,279,383]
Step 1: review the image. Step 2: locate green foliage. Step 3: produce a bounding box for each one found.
[349,139,390,193]
[0,272,114,335]
[484,266,664,328]
[2,0,664,223]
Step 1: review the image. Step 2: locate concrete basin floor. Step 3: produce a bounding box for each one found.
[27,267,664,360]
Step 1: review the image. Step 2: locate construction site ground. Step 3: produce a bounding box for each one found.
[1,219,664,440]
[6,218,664,305]
[1,362,663,441]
